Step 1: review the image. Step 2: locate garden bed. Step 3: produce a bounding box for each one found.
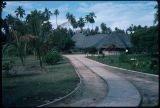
[88,54,158,75]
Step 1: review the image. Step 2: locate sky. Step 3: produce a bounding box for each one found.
[2,1,157,30]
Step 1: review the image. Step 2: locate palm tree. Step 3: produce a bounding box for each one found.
[89,12,96,30]
[70,17,77,32]
[54,9,59,28]
[85,14,90,29]
[100,23,107,34]
[95,26,99,34]
[15,6,25,19]
[126,24,134,34]
[66,12,71,21]
[43,8,52,21]
[26,9,45,68]
[154,5,158,24]
[66,12,72,28]
[11,31,25,66]
[77,17,85,33]
[6,14,15,29]
[115,27,124,33]
[106,27,112,34]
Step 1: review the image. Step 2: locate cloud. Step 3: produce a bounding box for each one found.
[78,1,157,30]
[56,4,69,13]
[50,16,68,29]
[37,4,69,13]
[6,1,33,9]
[2,1,33,18]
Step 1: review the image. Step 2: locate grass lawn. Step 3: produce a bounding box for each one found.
[88,54,159,75]
[2,56,79,107]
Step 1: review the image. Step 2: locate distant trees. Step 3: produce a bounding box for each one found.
[77,17,85,32]
[84,22,113,36]
[88,12,96,30]
[66,12,72,28]
[71,18,78,32]
[15,6,25,19]
[48,27,75,51]
[100,22,112,34]
[43,8,52,21]
[100,23,107,33]
[114,27,125,33]
[65,12,97,34]
[54,9,59,27]
[154,5,158,25]
[85,14,90,29]
[84,13,96,30]
[95,26,99,34]
[126,24,134,34]
[125,4,158,55]
[129,25,158,54]
[66,12,77,31]
[70,16,77,28]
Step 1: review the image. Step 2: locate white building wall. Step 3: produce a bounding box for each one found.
[102,51,122,55]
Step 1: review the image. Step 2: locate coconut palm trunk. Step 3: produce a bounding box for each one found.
[56,15,58,28]
[24,42,27,58]
[36,47,42,68]
[54,9,59,28]
[88,23,89,29]
[14,33,25,66]
[80,27,83,33]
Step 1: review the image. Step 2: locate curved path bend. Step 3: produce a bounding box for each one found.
[46,54,141,107]
[47,55,108,107]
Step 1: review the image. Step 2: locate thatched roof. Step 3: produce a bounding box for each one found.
[72,32,132,49]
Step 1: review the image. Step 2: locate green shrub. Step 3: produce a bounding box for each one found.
[3,45,18,57]
[44,50,62,65]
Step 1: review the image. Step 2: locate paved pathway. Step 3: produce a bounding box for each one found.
[46,56,107,107]
[45,54,141,107]
[70,55,141,107]
[101,64,159,106]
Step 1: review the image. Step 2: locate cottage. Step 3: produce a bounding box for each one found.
[72,32,132,55]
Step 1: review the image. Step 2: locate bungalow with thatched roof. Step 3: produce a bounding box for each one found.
[72,32,132,55]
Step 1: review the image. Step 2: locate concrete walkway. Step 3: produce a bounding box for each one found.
[45,54,141,107]
[101,63,159,106]
[68,54,141,107]
[46,56,107,107]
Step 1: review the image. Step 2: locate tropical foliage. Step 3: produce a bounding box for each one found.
[129,25,158,54]
[2,4,74,68]
[44,50,62,65]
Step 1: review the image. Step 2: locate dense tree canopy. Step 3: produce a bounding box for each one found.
[100,23,112,34]
[130,25,158,54]
[77,17,85,32]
